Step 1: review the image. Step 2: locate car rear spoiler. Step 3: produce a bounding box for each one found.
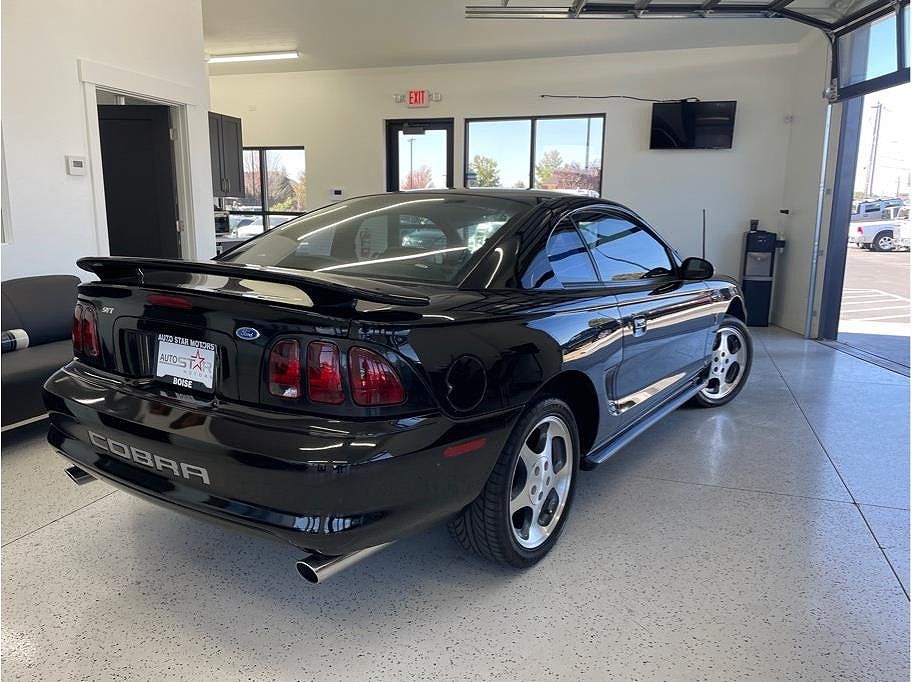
[76,257,430,308]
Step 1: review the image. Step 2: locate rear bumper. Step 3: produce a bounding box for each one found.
[43,363,518,556]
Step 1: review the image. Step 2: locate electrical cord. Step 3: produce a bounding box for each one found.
[539,94,701,102]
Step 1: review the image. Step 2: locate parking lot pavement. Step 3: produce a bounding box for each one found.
[838,247,910,367]
[840,247,910,326]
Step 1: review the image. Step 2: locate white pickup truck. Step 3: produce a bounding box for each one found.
[851,206,910,252]
[850,198,905,222]
[891,220,911,251]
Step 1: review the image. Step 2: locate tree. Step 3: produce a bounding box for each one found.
[551,161,602,194]
[402,165,433,190]
[512,179,528,189]
[535,149,564,187]
[469,155,501,187]
[266,164,294,208]
[292,170,307,209]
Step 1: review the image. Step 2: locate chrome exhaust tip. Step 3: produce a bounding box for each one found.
[64,465,96,485]
[296,542,391,584]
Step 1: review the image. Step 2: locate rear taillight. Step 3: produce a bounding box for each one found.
[268,339,301,398]
[72,304,83,352]
[306,341,344,404]
[857,226,864,234]
[348,347,405,406]
[72,302,100,357]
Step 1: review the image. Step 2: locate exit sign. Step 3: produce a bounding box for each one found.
[407,89,428,108]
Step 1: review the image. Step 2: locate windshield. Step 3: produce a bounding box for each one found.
[220,194,527,284]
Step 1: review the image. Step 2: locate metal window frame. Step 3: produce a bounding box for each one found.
[228,146,307,233]
[463,113,606,192]
[384,118,455,192]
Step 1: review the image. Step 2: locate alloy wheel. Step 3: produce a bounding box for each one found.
[700,326,747,401]
[509,415,573,549]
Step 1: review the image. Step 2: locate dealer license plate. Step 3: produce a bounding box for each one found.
[155,333,216,391]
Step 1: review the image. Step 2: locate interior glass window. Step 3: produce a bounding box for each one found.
[465,119,532,189]
[533,117,603,197]
[264,149,306,212]
[225,147,306,239]
[574,212,673,282]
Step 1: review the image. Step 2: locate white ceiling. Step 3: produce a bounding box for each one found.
[202,0,811,75]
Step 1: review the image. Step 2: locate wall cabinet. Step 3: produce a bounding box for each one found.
[209,112,244,198]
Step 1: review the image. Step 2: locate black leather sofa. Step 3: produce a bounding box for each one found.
[1,275,79,428]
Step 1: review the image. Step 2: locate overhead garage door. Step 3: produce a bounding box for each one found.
[466,0,909,100]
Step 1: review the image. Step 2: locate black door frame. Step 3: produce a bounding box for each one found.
[817,21,891,340]
[385,118,454,192]
[817,97,865,339]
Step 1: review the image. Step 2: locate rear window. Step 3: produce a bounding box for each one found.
[221,194,526,284]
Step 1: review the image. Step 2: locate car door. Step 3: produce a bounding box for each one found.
[518,217,623,445]
[572,208,716,430]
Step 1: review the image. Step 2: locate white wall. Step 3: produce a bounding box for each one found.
[771,32,831,333]
[211,44,806,298]
[1,0,213,281]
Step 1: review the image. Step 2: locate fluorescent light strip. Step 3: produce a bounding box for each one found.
[207,51,299,64]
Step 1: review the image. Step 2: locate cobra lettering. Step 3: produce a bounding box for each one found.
[88,430,210,484]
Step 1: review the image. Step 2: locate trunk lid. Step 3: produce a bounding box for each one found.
[75,257,429,406]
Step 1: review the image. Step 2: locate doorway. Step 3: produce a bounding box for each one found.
[385,119,454,192]
[819,82,910,370]
[97,98,181,259]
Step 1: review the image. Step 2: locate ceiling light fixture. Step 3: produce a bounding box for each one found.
[207,51,300,64]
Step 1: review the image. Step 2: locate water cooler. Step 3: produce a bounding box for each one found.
[741,220,785,327]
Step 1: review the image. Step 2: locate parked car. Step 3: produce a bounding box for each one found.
[851,206,911,251]
[44,190,751,583]
[850,198,906,222]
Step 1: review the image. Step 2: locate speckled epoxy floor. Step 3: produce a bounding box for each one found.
[2,328,909,680]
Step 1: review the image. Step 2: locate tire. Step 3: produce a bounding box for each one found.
[871,230,894,252]
[691,315,753,408]
[448,398,580,567]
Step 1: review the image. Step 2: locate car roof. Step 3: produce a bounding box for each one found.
[401,188,564,202]
[383,188,626,210]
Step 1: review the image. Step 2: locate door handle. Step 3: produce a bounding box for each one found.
[631,316,648,337]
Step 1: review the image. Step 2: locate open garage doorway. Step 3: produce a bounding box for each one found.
[823,82,910,370]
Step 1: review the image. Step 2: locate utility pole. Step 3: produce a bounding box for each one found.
[864,102,883,198]
[584,118,591,169]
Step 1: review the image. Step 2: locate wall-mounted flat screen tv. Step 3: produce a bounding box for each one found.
[650,101,736,150]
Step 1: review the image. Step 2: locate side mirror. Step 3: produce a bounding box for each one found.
[680,257,715,280]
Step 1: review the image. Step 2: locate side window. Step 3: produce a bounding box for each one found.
[574,212,673,282]
[521,220,598,289]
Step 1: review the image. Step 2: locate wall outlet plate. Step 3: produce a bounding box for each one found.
[329,187,345,200]
[65,155,87,176]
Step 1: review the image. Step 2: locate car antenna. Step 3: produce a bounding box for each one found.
[702,209,707,259]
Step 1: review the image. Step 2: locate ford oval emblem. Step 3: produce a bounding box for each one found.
[235,327,260,341]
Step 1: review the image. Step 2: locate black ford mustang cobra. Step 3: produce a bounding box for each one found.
[44,190,752,582]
